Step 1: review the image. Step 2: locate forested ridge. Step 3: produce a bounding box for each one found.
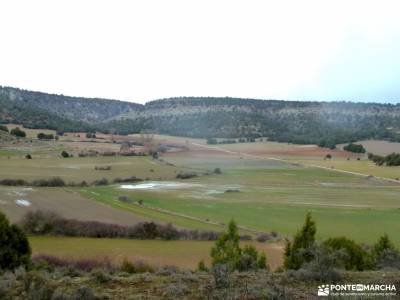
[1,86,400,145]
[0,94,95,132]
[0,86,142,123]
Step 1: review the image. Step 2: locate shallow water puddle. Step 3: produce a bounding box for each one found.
[6,187,33,197]
[120,181,201,190]
[15,199,31,206]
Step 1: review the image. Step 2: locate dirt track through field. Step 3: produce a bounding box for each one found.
[190,143,400,184]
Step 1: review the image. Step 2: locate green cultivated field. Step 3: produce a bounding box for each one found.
[79,187,224,232]
[0,149,15,157]
[80,165,400,245]
[2,135,400,261]
[29,236,283,269]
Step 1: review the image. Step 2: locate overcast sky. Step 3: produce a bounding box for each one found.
[1,0,400,103]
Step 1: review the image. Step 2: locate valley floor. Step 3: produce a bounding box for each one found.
[1,131,400,268]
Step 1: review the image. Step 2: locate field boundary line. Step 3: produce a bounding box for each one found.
[136,203,269,235]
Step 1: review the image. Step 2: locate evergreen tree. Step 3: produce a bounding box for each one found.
[210,220,268,271]
[284,212,316,270]
[372,234,400,269]
[210,219,242,270]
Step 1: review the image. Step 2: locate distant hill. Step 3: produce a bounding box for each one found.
[0,86,142,123]
[1,86,400,146]
[0,93,95,133]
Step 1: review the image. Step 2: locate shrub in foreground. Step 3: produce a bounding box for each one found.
[375,249,400,270]
[284,212,316,270]
[0,211,31,270]
[197,259,208,272]
[33,254,112,271]
[0,268,107,300]
[323,237,371,271]
[120,259,154,274]
[237,245,268,271]
[287,245,343,282]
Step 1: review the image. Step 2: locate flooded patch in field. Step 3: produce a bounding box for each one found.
[15,199,31,206]
[120,182,201,190]
[205,189,223,195]
[319,182,335,187]
[178,184,244,200]
[185,190,217,199]
[7,187,33,197]
[64,165,81,169]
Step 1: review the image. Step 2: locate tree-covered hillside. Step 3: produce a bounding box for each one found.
[134,97,400,146]
[1,87,400,146]
[0,86,142,123]
[0,95,95,133]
